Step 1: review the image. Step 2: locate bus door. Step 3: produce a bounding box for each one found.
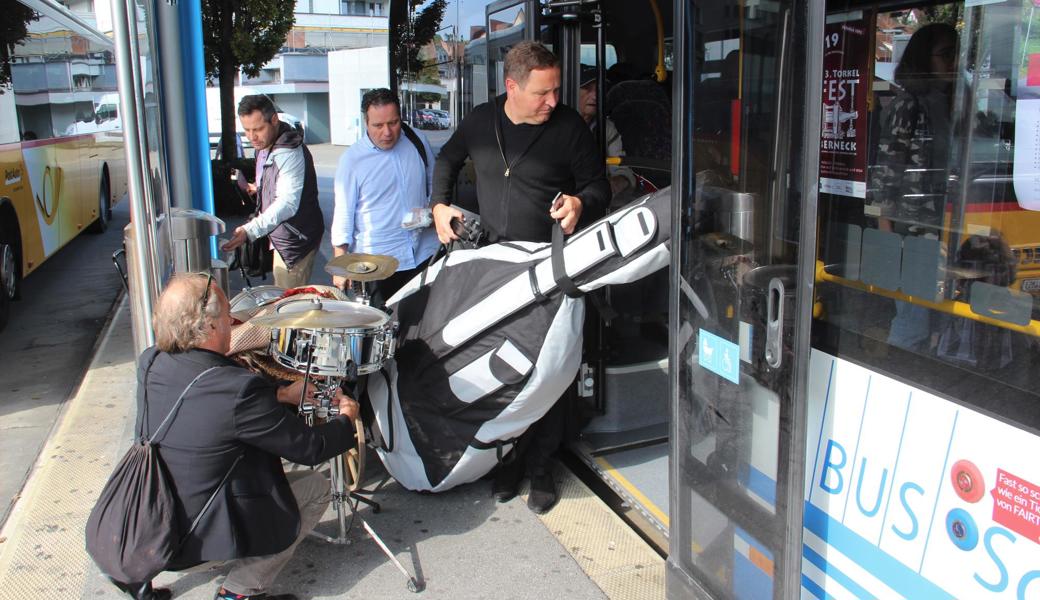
[807,1,1040,598]
[484,0,540,100]
[669,0,822,597]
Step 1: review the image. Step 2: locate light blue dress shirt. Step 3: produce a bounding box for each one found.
[332,127,440,270]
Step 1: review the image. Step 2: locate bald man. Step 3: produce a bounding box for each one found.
[110,274,357,600]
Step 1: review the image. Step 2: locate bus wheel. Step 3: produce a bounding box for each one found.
[0,241,17,332]
[88,175,110,234]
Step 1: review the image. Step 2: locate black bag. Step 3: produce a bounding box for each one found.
[234,199,273,279]
[85,363,241,584]
[236,234,273,279]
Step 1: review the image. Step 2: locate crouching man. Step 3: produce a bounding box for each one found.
[117,273,357,600]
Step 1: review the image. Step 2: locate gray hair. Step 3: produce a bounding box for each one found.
[153,273,222,353]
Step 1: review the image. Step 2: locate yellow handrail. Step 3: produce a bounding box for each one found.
[648,0,667,82]
[815,260,1040,338]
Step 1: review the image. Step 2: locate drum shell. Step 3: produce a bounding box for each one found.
[270,324,396,377]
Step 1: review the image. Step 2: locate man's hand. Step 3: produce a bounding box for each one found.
[336,390,360,421]
[246,182,257,196]
[549,193,583,234]
[332,275,350,290]
[277,379,317,406]
[433,203,463,244]
[222,226,249,251]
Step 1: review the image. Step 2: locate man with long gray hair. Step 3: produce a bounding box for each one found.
[111,273,357,600]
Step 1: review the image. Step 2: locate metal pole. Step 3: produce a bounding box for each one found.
[112,0,159,351]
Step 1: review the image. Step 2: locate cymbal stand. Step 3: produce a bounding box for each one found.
[346,280,372,305]
[298,345,422,592]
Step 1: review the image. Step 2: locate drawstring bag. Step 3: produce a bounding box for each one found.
[85,361,241,584]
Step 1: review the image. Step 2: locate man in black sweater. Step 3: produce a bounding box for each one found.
[431,42,609,243]
[430,41,609,514]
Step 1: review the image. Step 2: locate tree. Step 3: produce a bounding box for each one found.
[201,0,295,162]
[1,5,38,94]
[390,0,448,82]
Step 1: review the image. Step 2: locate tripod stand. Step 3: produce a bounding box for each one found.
[299,369,422,592]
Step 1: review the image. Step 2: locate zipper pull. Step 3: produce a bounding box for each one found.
[504,168,510,177]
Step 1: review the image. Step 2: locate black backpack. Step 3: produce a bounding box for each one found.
[85,359,241,584]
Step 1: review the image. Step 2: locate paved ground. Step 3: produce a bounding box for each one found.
[0,199,130,527]
[0,302,663,600]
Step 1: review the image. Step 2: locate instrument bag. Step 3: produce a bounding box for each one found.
[367,188,671,492]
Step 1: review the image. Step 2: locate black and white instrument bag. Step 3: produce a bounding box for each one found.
[367,188,671,492]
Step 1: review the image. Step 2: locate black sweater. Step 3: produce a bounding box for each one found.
[431,95,609,243]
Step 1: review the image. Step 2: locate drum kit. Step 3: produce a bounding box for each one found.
[230,252,421,593]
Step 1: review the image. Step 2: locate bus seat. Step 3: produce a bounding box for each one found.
[609,98,672,188]
[605,79,670,116]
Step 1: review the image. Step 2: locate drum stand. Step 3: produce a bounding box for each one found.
[298,363,422,593]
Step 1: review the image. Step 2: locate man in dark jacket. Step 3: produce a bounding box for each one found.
[430,42,610,514]
[223,95,325,288]
[431,41,609,243]
[124,273,357,600]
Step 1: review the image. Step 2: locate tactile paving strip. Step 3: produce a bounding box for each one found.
[0,302,136,599]
[528,467,666,600]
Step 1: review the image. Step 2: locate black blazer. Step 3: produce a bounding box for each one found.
[134,347,353,567]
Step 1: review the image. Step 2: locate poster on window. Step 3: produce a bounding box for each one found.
[819,18,870,199]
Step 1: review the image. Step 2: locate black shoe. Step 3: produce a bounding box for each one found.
[492,462,523,503]
[214,588,298,600]
[527,471,558,514]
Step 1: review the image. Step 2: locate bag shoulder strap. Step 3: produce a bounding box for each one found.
[149,365,225,445]
[181,451,243,542]
[551,222,583,299]
[401,123,430,197]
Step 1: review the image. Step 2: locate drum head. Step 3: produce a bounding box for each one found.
[272,298,389,330]
[229,285,285,321]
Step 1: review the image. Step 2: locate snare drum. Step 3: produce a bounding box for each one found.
[269,300,396,377]
[229,285,285,321]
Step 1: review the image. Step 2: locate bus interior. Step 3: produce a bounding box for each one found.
[404,0,1040,568]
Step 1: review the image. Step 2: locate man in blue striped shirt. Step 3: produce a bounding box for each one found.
[331,88,439,306]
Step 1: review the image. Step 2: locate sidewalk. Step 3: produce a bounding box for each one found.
[0,300,664,600]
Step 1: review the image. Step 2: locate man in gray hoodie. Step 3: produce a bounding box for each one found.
[223,95,324,288]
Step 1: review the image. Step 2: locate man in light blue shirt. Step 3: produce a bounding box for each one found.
[332,88,439,306]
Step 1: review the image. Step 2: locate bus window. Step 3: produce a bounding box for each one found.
[815,0,1040,430]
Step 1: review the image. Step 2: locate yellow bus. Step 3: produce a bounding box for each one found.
[0,0,127,330]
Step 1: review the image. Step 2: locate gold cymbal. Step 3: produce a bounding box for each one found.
[250,299,388,329]
[324,253,399,282]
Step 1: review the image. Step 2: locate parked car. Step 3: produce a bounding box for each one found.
[413,109,449,130]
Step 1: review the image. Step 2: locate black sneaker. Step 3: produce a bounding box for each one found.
[527,471,558,514]
[492,460,524,503]
[214,588,298,600]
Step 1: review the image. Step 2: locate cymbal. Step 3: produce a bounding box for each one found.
[250,299,387,329]
[325,253,399,282]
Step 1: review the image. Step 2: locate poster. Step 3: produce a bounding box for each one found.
[819,19,870,199]
[803,350,1040,599]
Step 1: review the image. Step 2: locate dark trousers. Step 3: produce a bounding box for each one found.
[506,388,569,476]
[369,257,432,310]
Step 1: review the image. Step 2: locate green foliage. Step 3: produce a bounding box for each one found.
[202,0,295,162]
[201,0,296,79]
[0,5,38,94]
[392,0,447,77]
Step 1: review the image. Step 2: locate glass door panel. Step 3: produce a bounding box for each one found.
[669,0,821,597]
